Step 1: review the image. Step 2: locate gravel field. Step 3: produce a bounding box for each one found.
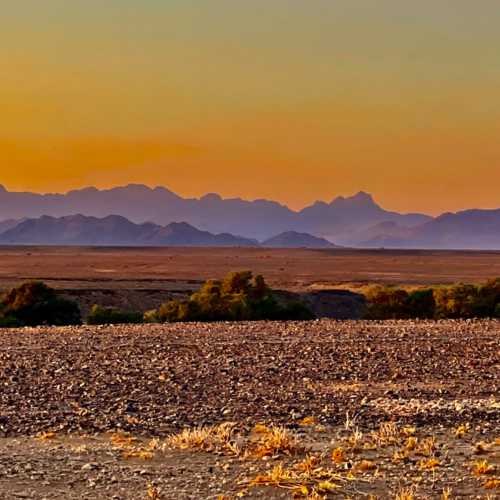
[0,320,498,499]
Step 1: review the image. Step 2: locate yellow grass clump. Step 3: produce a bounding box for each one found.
[415,437,437,457]
[300,416,318,427]
[394,487,416,500]
[36,431,56,441]
[473,460,496,476]
[371,422,398,447]
[355,460,377,472]
[146,483,162,499]
[441,487,452,500]
[483,478,500,489]
[164,422,240,456]
[331,447,346,464]
[454,423,470,439]
[419,457,440,470]
[250,425,303,458]
[110,432,138,449]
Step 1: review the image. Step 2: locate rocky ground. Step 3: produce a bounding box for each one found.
[0,320,498,499]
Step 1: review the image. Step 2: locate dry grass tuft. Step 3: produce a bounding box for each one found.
[415,437,437,457]
[401,426,416,437]
[392,449,410,463]
[123,449,154,460]
[249,460,349,498]
[253,423,270,434]
[394,486,416,500]
[453,423,470,439]
[405,437,418,451]
[250,425,303,458]
[346,428,364,451]
[35,432,56,441]
[419,457,440,470]
[146,483,162,499]
[110,432,138,449]
[483,478,500,489]
[355,460,377,472]
[300,416,318,427]
[165,422,240,455]
[296,454,321,474]
[331,447,346,464]
[441,487,452,500]
[109,432,157,460]
[371,422,398,447]
[473,460,496,476]
[251,463,297,488]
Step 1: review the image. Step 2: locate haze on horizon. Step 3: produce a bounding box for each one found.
[2,1,500,215]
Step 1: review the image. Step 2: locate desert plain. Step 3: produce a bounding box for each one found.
[0,247,499,499]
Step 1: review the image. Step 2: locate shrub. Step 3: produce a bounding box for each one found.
[87,305,143,325]
[434,283,480,319]
[0,314,20,328]
[0,281,81,327]
[494,303,500,318]
[364,278,500,320]
[406,288,436,319]
[155,271,314,323]
[364,286,410,319]
[475,278,500,317]
[143,309,160,323]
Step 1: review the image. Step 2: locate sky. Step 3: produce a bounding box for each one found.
[1,0,499,214]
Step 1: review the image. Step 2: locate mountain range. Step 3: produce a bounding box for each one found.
[0,184,428,241]
[0,215,259,247]
[0,184,499,249]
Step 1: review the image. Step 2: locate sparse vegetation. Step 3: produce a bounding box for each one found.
[87,304,143,325]
[0,281,81,327]
[151,271,314,323]
[365,277,500,319]
[0,319,498,497]
[164,422,241,456]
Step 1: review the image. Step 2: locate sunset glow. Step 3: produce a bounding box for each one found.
[2,1,500,213]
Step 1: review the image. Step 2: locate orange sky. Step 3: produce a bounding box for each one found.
[2,1,500,214]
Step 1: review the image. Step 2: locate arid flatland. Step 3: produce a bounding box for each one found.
[1,247,500,292]
[0,320,498,498]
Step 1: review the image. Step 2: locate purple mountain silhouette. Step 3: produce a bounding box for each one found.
[0,184,429,241]
[0,215,258,247]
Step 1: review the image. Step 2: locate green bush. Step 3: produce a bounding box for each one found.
[494,303,500,318]
[155,271,314,323]
[434,283,480,319]
[87,305,143,325]
[0,314,21,328]
[475,278,500,317]
[364,286,410,319]
[0,281,81,327]
[406,288,436,319]
[364,278,500,320]
[143,309,160,323]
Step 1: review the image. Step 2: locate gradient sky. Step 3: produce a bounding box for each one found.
[2,0,500,214]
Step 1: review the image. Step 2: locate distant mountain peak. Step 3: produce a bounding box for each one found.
[353,191,375,202]
[262,231,338,249]
[331,191,376,207]
[121,183,151,192]
[201,193,223,202]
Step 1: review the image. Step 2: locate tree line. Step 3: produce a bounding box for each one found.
[0,274,499,327]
